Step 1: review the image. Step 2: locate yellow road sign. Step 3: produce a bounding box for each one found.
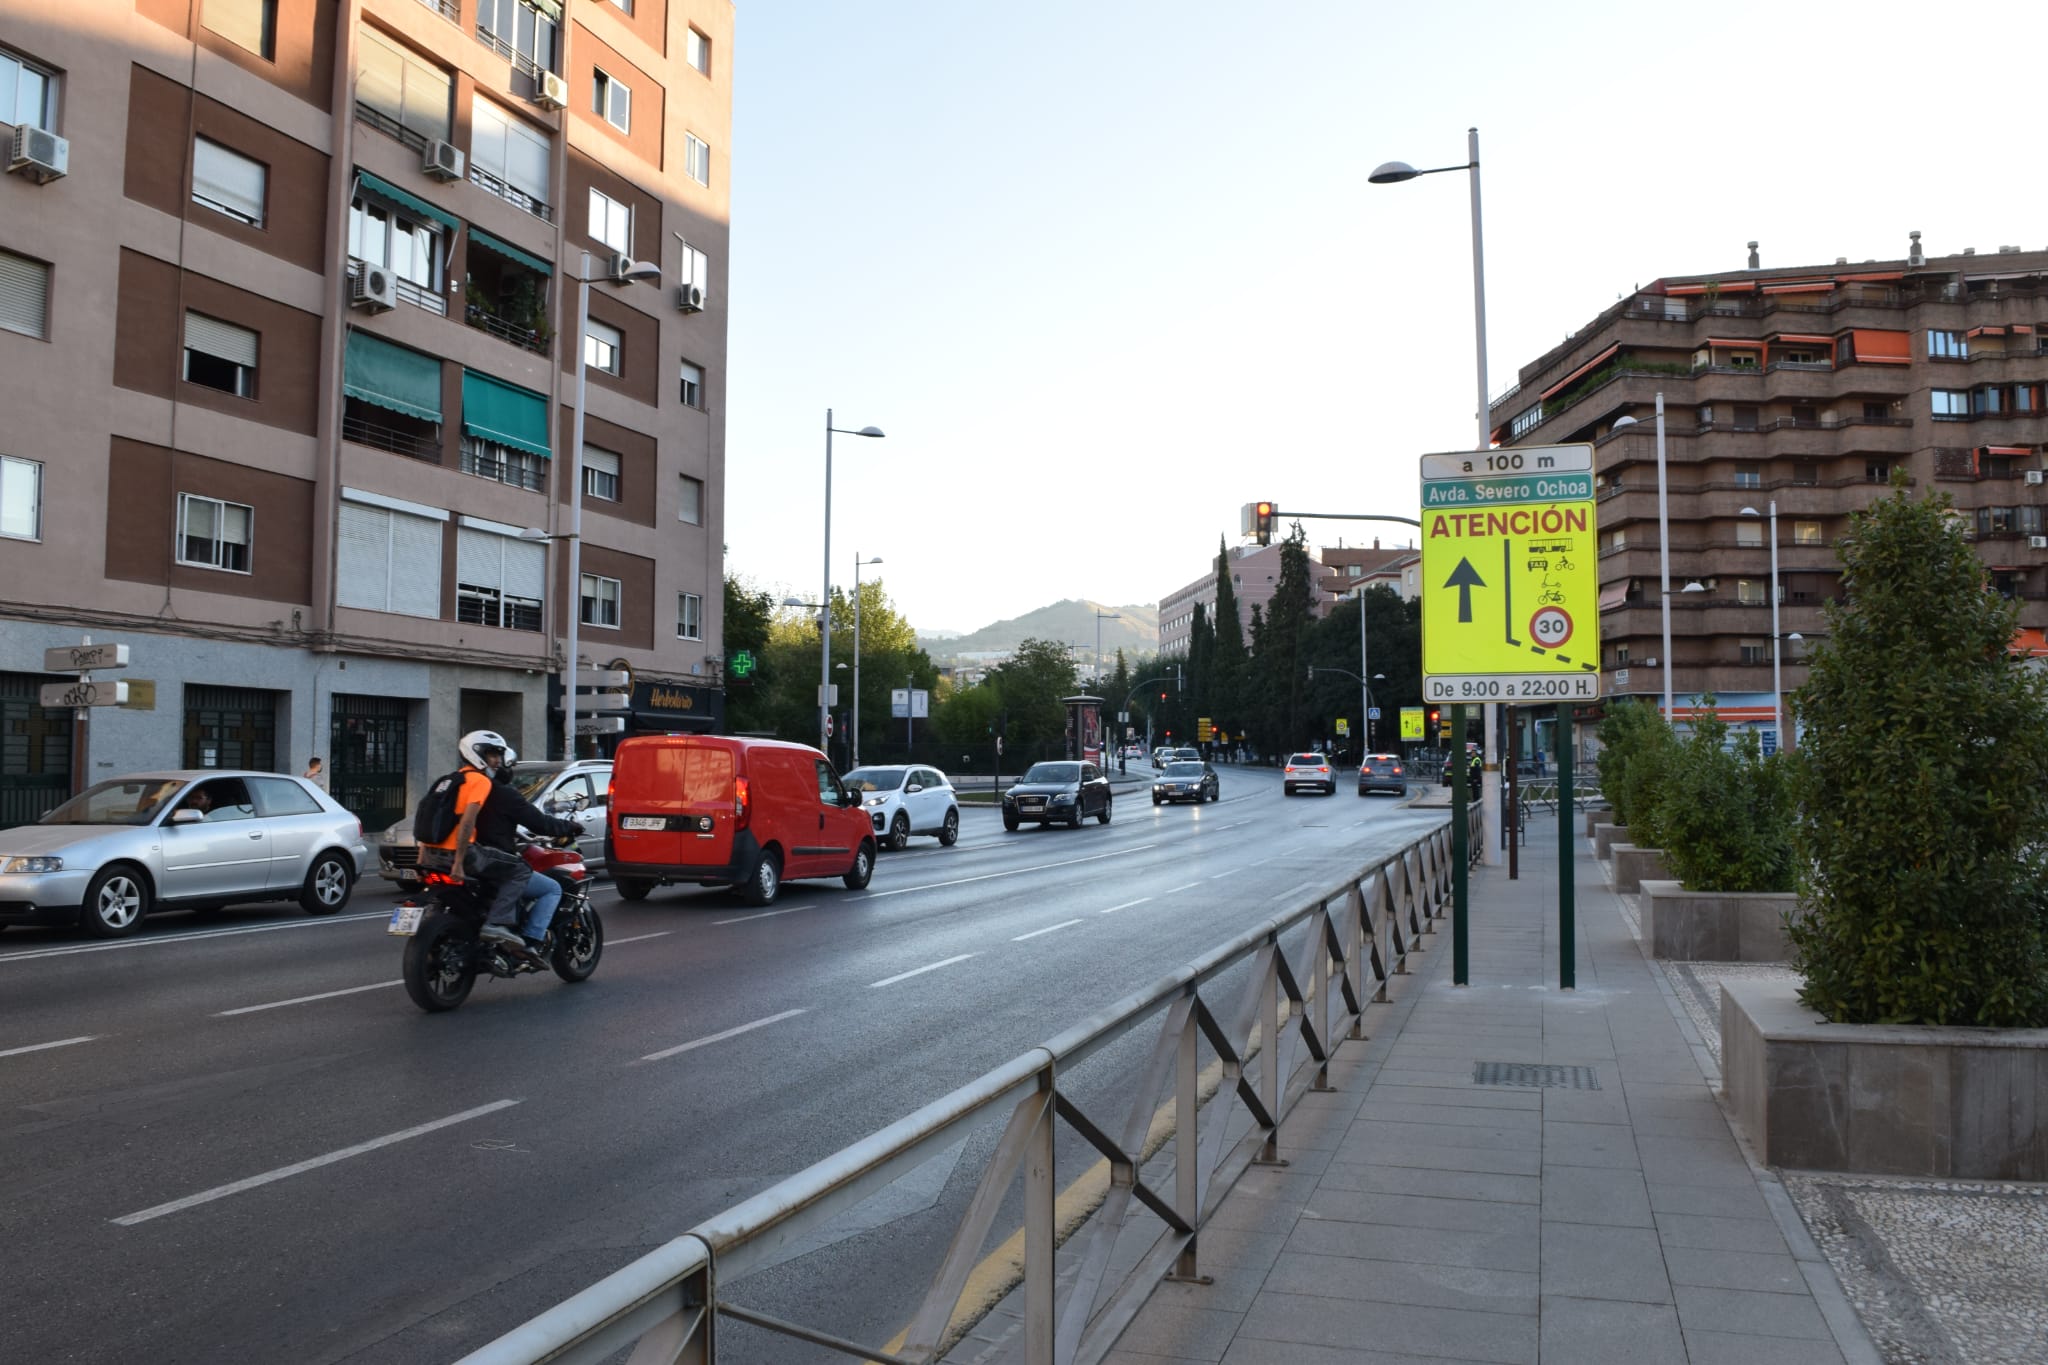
[1420,444,1602,704]
[1400,707,1424,740]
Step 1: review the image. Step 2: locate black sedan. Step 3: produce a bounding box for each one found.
[1153,760,1220,805]
[1003,761,1112,830]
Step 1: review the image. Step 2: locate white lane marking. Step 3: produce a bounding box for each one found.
[216,981,400,1016]
[868,954,976,988]
[605,931,674,946]
[1212,821,1251,832]
[111,1099,521,1226]
[860,845,1157,900]
[1278,882,1317,901]
[1162,882,1199,894]
[1243,856,1277,869]
[1208,870,1237,880]
[711,905,807,926]
[0,911,389,964]
[0,1035,99,1059]
[1098,898,1152,915]
[641,1008,807,1062]
[1012,919,1083,942]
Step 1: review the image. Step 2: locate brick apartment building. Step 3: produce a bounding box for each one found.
[0,0,731,830]
[1493,236,2048,745]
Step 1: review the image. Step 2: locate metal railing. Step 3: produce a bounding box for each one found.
[458,822,1458,1365]
[464,302,551,355]
[341,413,440,463]
[412,0,459,22]
[469,165,555,223]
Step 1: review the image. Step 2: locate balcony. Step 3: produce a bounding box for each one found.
[347,259,446,317]
[411,0,459,23]
[463,244,553,357]
[353,102,430,156]
[468,165,553,224]
[343,402,441,464]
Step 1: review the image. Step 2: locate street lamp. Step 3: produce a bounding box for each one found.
[1093,609,1121,688]
[1613,396,1704,725]
[1373,127,1501,859]
[851,553,883,767]
[1741,503,1785,750]
[553,250,660,758]
[819,411,886,751]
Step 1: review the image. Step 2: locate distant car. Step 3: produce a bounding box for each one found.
[1153,760,1220,805]
[1152,746,1176,769]
[1003,761,1112,830]
[1357,753,1407,797]
[382,759,611,889]
[0,771,368,938]
[1172,747,1202,763]
[1282,753,1335,797]
[843,764,960,849]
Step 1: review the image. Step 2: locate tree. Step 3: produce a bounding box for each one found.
[1211,537,1247,739]
[1787,483,2048,1026]
[1248,523,1316,752]
[984,637,1079,762]
[721,574,776,734]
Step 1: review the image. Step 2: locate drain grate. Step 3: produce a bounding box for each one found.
[1473,1062,1600,1090]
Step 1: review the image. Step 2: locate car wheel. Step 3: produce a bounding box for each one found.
[615,876,654,902]
[938,809,959,847]
[740,849,782,906]
[299,852,354,916]
[1068,805,1084,829]
[81,864,151,939]
[1003,812,1020,832]
[843,839,876,890]
[1097,799,1112,826]
[888,812,911,852]
[1152,793,1162,806]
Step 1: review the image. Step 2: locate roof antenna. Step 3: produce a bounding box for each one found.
[1747,240,1760,270]
[1908,230,1924,267]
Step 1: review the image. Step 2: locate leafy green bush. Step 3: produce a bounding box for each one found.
[1653,703,1793,893]
[1787,484,2048,1026]
[1596,698,1679,845]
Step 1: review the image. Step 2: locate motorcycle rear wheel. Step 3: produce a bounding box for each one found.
[403,913,477,1012]
[551,904,604,983]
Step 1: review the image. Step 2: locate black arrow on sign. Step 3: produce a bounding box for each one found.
[1443,558,1486,623]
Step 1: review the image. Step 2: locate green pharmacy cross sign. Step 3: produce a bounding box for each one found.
[729,650,756,679]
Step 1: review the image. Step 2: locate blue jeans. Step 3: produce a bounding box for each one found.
[486,868,562,940]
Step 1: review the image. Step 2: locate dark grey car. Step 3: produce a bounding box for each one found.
[1153,760,1220,805]
[1002,761,1112,830]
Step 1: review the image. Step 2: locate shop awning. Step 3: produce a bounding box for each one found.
[343,330,442,422]
[461,371,551,458]
[354,169,458,231]
[469,227,552,276]
[1598,580,1631,610]
[1539,344,1619,400]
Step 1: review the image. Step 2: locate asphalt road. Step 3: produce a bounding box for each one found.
[0,762,1445,1363]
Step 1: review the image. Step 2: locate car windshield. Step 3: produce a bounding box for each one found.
[513,770,558,800]
[1288,754,1325,766]
[39,778,188,826]
[1022,763,1080,784]
[1164,762,1206,777]
[842,769,905,792]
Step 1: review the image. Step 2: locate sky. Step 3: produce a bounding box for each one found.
[720,0,2048,638]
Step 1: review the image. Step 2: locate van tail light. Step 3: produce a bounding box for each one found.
[606,777,615,808]
[733,775,751,829]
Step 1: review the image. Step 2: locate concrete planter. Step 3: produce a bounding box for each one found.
[1593,822,1626,860]
[1639,880,1804,962]
[1722,978,2048,1179]
[1609,844,1669,894]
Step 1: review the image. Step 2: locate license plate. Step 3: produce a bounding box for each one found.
[622,816,666,831]
[387,903,424,936]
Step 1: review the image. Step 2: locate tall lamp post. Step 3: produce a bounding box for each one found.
[1372,127,1501,864]
[818,411,886,751]
[851,553,883,767]
[1613,396,1703,724]
[551,249,660,758]
[1093,609,1121,688]
[1741,502,1785,749]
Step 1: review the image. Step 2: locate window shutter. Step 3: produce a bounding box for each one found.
[356,31,405,126]
[193,138,266,223]
[503,537,544,600]
[583,446,620,480]
[337,503,392,611]
[0,250,50,339]
[389,511,443,617]
[457,526,505,589]
[185,312,259,367]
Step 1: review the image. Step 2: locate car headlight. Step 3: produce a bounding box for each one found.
[864,795,887,808]
[1,855,63,874]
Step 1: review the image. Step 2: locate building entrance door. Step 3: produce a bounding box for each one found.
[0,672,74,828]
[330,694,410,832]
[183,684,278,771]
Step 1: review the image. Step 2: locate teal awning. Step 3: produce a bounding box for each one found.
[461,371,551,458]
[469,227,552,276]
[354,169,458,231]
[344,330,442,422]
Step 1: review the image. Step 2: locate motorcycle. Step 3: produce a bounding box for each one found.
[389,827,604,1013]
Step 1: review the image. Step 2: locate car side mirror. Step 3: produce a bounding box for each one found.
[170,808,204,825]
[905,783,923,794]
[839,789,860,807]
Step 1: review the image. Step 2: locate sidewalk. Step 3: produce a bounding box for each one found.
[1104,810,1880,1365]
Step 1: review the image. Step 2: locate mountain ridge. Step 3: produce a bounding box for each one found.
[920,598,1158,662]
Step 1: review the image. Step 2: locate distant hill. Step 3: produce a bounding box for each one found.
[921,599,1158,663]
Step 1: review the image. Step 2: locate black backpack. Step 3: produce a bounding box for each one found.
[412,769,471,843]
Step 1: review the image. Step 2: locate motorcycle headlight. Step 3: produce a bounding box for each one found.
[1,855,63,874]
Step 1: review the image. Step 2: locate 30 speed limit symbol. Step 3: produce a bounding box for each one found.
[1530,606,1573,649]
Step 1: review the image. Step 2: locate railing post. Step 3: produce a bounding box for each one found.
[1256,947,1286,1166]
[1024,1073,1056,1365]
[1171,1001,1202,1282]
[1347,880,1369,1038]
[1311,898,1334,1091]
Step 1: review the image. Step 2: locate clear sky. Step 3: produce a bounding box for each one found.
[721,0,2047,637]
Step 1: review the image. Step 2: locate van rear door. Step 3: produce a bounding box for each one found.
[613,739,737,870]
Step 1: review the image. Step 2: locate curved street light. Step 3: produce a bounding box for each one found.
[818,412,886,752]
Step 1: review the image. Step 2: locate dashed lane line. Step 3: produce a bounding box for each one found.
[856,845,1158,901]
[868,954,976,989]
[605,931,675,946]
[641,1008,807,1062]
[0,1035,99,1059]
[1011,919,1083,942]
[216,982,400,1016]
[1097,898,1151,915]
[0,911,390,963]
[711,905,808,926]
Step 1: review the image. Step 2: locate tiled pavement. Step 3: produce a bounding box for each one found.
[1101,819,1881,1365]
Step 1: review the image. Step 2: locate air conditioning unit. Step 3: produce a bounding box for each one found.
[2027,470,2044,485]
[7,124,68,183]
[2031,536,2048,550]
[674,283,704,313]
[535,71,570,110]
[422,139,465,181]
[604,251,634,281]
[351,265,398,312]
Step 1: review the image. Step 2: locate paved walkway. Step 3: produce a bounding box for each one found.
[1103,808,1880,1365]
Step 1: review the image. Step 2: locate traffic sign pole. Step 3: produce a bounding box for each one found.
[1558,701,1575,990]
[1451,703,1469,987]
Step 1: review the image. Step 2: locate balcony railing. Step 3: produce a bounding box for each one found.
[467,165,553,223]
[412,0,459,23]
[343,413,441,463]
[475,25,543,82]
[464,302,551,356]
[347,259,447,317]
[353,103,431,155]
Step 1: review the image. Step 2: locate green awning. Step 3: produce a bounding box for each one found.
[354,169,458,231]
[462,371,551,458]
[344,330,442,422]
[469,228,552,276]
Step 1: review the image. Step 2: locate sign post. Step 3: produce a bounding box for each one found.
[44,637,134,795]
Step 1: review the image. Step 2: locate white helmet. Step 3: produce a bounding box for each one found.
[459,729,516,770]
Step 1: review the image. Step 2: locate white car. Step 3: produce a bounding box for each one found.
[842,764,961,850]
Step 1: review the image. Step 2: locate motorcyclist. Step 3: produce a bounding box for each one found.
[436,730,581,952]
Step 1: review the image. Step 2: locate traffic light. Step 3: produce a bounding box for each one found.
[1427,705,1445,738]
[1241,500,1278,546]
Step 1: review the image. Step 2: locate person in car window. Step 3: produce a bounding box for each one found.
[176,787,214,818]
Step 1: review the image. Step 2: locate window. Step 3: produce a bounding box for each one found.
[178,494,253,573]
[456,526,544,632]
[1792,462,1818,485]
[356,30,453,146]
[1794,521,1823,546]
[1736,520,1762,547]
[0,454,41,540]
[0,249,51,340]
[580,573,620,628]
[1739,640,1769,665]
[461,437,546,492]
[608,0,633,12]
[679,360,703,408]
[1928,329,1967,359]
[1607,528,1626,551]
[1861,401,1894,421]
[686,27,711,75]
[1509,402,1543,438]
[1734,463,1761,489]
[348,194,443,295]
[0,47,56,130]
[1932,389,1969,418]
[677,591,701,640]
[1726,350,1759,370]
[183,313,258,398]
[337,498,443,617]
[204,0,276,61]
[588,188,631,254]
[1613,643,1630,667]
[469,99,550,211]
[1732,404,1760,430]
[584,318,622,375]
[679,241,710,301]
[1866,460,1891,483]
[678,474,702,524]
[192,138,267,227]
[1735,578,1767,605]
[1971,386,2006,416]
[593,68,631,132]
[684,133,710,185]
[475,0,558,75]
[582,444,620,501]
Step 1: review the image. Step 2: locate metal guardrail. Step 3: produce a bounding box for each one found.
[457,821,1458,1365]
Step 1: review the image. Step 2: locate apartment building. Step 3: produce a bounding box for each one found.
[0,0,732,830]
[1493,237,2048,744]
[1320,542,1421,606]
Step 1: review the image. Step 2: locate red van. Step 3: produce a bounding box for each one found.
[605,735,876,906]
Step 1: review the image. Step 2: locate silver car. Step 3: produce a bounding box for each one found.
[0,771,370,938]
[379,759,612,888]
